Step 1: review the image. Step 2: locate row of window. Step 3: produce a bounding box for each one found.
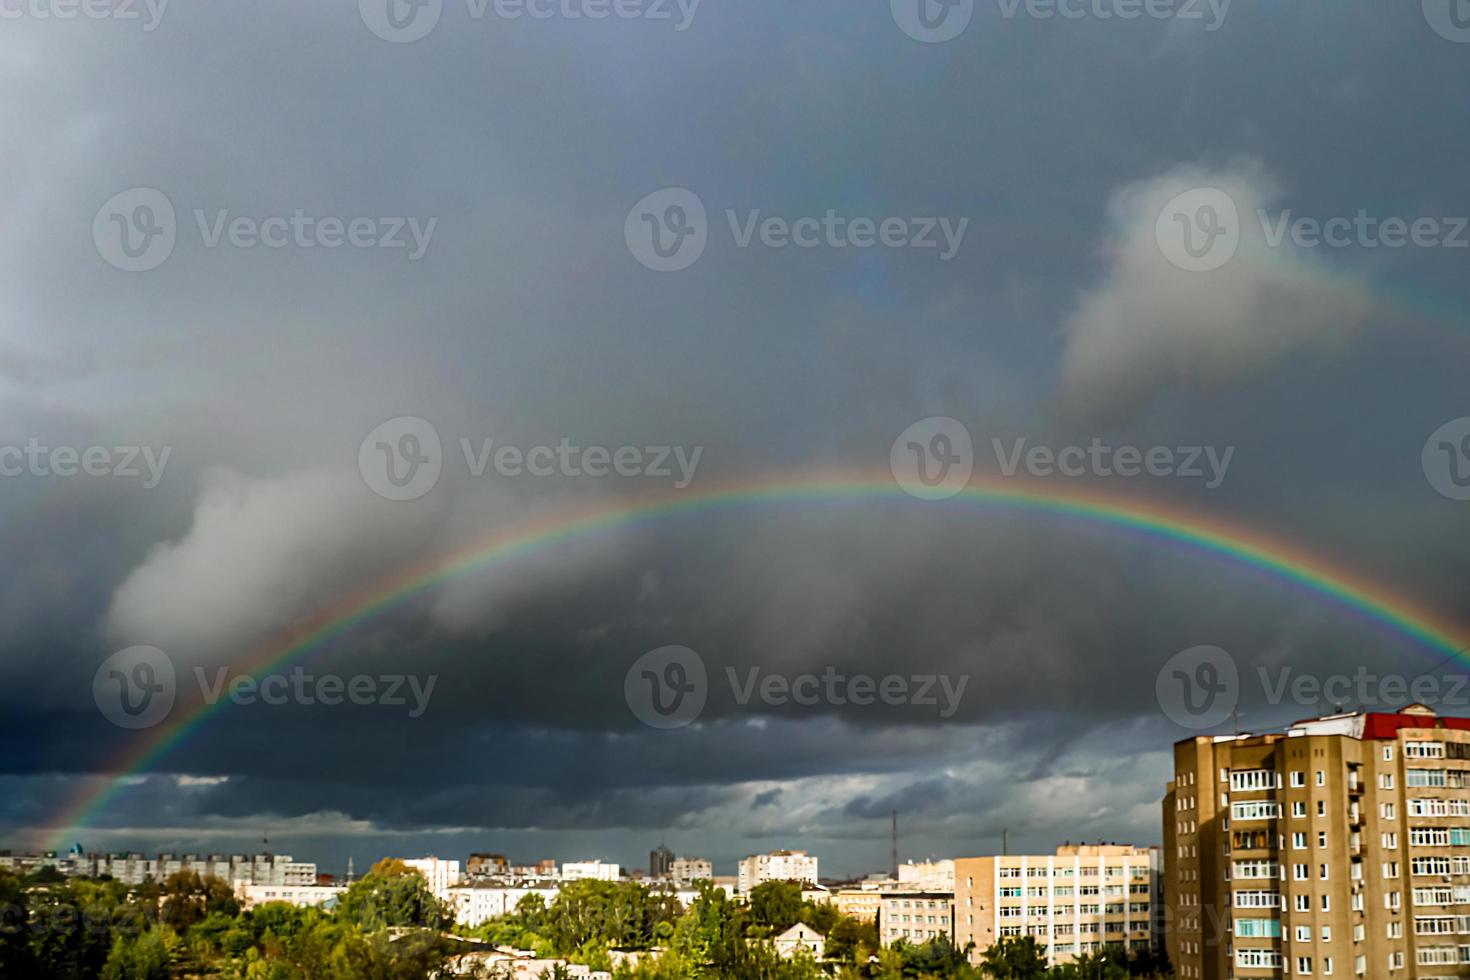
[997,904,1135,918]
[993,865,1146,879]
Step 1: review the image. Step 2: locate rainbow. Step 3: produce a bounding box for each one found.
[45,469,1470,850]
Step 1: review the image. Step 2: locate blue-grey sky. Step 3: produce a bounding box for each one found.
[1,0,1468,878]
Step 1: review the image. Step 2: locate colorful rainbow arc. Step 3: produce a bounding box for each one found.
[45,469,1470,850]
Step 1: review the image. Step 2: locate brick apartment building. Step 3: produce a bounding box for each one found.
[1164,704,1470,979]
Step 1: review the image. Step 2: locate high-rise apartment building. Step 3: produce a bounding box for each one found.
[0,852,317,887]
[649,844,675,878]
[953,844,1162,967]
[1164,705,1470,980]
[738,850,819,893]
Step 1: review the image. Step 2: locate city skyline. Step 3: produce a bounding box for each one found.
[3,0,1469,935]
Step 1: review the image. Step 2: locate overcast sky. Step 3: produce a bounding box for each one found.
[2,0,1469,879]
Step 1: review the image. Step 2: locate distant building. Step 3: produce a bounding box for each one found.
[0,852,317,888]
[737,850,818,893]
[879,891,954,947]
[834,888,883,923]
[774,922,825,959]
[467,853,509,877]
[898,859,955,892]
[404,857,463,902]
[448,883,561,927]
[649,844,674,878]
[953,844,1160,968]
[235,882,345,909]
[670,857,713,884]
[561,860,621,882]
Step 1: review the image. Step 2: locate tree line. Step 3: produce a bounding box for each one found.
[0,864,1172,979]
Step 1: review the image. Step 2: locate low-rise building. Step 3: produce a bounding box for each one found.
[561,860,621,882]
[669,857,713,883]
[448,883,562,928]
[467,853,509,877]
[774,922,825,959]
[235,882,345,909]
[834,888,883,923]
[898,859,955,892]
[879,891,954,947]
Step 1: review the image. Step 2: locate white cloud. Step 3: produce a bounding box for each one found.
[1055,162,1377,425]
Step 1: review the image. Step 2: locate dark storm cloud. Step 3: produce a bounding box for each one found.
[0,0,1467,873]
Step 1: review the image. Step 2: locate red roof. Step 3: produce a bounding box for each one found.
[1361,711,1470,740]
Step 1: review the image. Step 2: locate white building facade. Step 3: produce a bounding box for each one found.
[898,859,955,892]
[737,850,818,893]
[404,856,463,902]
[560,860,621,882]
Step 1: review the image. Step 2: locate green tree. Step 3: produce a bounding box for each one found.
[159,870,239,931]
[99,926,177,980]
[0,870,36,977]
[336,859,451,931]
[746,881,804,935]
[978,936,1047,979]
[823,915,878,963]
